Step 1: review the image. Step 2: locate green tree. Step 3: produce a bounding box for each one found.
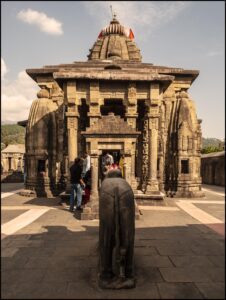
[1,143,6,150]
[201,146,222,154]
[1,124,25,146]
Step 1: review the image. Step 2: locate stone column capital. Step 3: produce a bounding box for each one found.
[125,113,138,118]
[65,111,79,117]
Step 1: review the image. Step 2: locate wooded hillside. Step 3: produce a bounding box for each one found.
[1,124,25,150]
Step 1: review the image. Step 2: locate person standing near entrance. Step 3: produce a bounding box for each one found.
[82,151,91,178]
[102,152,114,166]
[69,157,85,212]
[102,152,114,177]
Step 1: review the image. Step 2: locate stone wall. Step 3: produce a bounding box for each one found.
[201,151,225,186]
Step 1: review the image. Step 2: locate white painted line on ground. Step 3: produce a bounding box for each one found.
[138,206,179,211]
[176,200,223,224]
[1,206,57,210]
[1,208,49,239]
[1,189,23,199]
[188,200,224,204]
[202,188,225,197]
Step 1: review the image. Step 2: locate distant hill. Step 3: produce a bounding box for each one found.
[202,137,223,149]
[1,124,25,150]
[1,120,17,125]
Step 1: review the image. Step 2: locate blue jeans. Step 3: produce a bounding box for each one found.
[70,183,83,210]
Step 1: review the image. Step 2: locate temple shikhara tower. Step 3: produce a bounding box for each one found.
[23,15,204,208]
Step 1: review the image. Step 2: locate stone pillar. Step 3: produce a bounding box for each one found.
[123,161,127,180]
[64,81,79,192]
[89,151,99,203]
[145,83,163,198]
[81,145,99,220]
[66,114,78,166]
[158,155,164,191]
[65,113,79,192]
[146,117,159,193]
[130,145,138,190]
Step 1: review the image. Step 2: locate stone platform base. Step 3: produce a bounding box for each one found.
[19,189,37,197]
[171,190,206,198]
[135,190,165,201]
[136,199,166,206]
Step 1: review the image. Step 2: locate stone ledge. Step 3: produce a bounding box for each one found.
[19,189,37,197]
[135,192,165,201]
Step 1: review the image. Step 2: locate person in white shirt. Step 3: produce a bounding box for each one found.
[82,152,91,178]
[103,152,114,166]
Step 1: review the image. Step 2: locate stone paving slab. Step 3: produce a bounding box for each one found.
[1,209,28,224]
[195,203,225,221]
[157,282,204,299]
[159,266,225,283]
[206,255,225,267]
[195,282,225,299]
[169,255,215,267]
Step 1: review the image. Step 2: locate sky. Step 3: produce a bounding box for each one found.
[1,1,225,139]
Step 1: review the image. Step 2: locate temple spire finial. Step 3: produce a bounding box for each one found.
[110,5,117,20]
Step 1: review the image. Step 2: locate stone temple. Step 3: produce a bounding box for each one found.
[22,16,205,205]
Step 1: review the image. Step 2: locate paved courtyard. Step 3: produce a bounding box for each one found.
[1,183,225,299]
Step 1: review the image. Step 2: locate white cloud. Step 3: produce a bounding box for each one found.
[17,8,63,35]
[206,50,223,57]
[1,58,8,79]
[1,68,39,122]
[83,1,190,37]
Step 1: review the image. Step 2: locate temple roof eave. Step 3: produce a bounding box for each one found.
[26,62,199,84]
[53,71,174,82]
[26,68,58,83]
[17,120,28,127]
[81,132,141,138]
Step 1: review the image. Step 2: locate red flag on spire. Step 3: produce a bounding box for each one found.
[129,29,134,40]
[98,31,103,38]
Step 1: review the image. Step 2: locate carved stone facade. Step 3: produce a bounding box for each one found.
[1,144,25,173]
[22,16,204,200]
[1,144,25,183]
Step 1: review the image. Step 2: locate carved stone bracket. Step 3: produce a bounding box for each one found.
[89,81,100,104]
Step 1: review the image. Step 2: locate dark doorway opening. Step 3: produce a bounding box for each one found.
[8,157,12,171]
[100,99,125,117]
[38,160,46,173]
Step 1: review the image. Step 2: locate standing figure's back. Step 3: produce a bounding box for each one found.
[99,169,135,289]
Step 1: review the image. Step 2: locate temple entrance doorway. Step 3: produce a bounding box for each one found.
[81,113,140,200]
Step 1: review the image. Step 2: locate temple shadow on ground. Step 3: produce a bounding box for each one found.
[1,171,24,183]
[21,196,62,207]
[1,182,24,193]
[1,223,225,299]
